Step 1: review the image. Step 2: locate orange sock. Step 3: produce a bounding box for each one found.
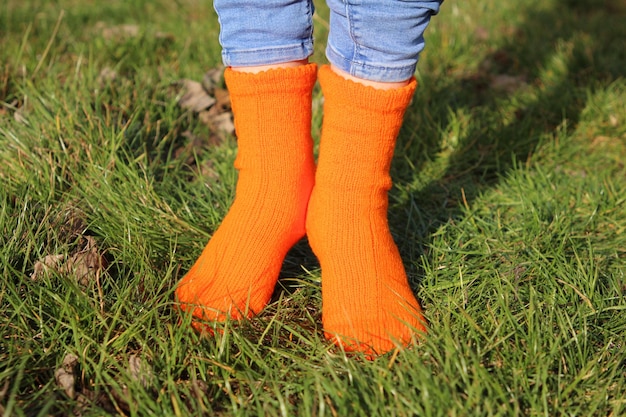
[306,66,427,356]
[176,64,317,324]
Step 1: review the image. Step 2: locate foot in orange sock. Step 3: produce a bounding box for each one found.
[306,66,427,356]
[176,64,317,325]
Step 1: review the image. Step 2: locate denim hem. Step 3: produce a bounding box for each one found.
[326,44,418,83]
[222,43,314,67]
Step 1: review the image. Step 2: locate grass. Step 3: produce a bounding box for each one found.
[1,0,625,415]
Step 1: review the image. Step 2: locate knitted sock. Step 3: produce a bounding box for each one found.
[306,65,427,356]
[176,64,317,324]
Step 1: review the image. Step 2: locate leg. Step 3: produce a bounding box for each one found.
[307,0,442,356]
[176,0,316,325]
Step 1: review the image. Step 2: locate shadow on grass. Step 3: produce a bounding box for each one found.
[385,0,626,284]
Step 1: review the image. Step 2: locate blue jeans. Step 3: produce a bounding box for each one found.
[213,0,442,82]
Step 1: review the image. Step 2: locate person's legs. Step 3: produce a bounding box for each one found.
[176,0,316,325]
[325,0,442,84]
[307,0,441,355]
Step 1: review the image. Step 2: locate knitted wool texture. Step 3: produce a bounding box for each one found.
[307,65,427,355]
[176,64,317,324]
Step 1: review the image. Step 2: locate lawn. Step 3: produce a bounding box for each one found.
[1,0,625,415]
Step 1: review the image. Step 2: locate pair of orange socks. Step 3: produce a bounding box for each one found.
[176,64,426,355]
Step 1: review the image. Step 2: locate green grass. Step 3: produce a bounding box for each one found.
[2,0,625,415]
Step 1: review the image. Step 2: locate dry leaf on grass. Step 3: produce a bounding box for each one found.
[94,22,140,40]
[474,26,490,41]
[97,67,118,86]
[12,98,28,124]
[55,353,79,399]
[54,354,115,415]
[175,67,235,138]
[178,79,217,112]
[129,354,153,388]
[31,254,66,279]
[31,235,107,286]
[49,350,214,415]
[67,235,107,286]
[202,66,224,94]
[169,67,236,180]
[199,87,234,136]
[199,111,234,137]
[489,74,528,93]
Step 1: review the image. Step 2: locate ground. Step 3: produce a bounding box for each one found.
[1,0,625,415]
